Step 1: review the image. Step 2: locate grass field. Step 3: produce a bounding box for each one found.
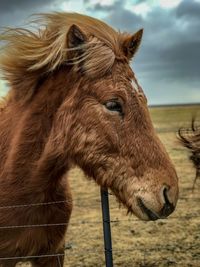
[18,105,200,267]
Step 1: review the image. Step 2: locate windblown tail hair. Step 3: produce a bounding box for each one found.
[178,117,200,190]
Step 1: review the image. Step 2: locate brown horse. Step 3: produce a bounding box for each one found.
[179,118,200,189]
[0,13,178,266]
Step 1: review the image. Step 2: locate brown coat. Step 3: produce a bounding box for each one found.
[0,13,178,266]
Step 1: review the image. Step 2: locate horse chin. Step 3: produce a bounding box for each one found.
[132,209,159,221]
[127,200,160,221]
[136,198,161,221]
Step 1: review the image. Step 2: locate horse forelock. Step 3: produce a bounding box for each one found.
[0,12,128,94]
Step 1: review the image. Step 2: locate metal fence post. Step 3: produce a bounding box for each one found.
[100,188,113,267]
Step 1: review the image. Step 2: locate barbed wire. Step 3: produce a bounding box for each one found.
[0,196,100,210]
[0,213,198,263]
[0,243,198,261]
[64,244,199,254]
[0,222,68,230]
[68,215,200,226]
[0,191,199,264]
[0,213,199,230]
[0,199,73,210]
[0,194,199,210]
[0,253,65,261]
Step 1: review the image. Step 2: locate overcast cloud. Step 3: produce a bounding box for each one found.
[0,0,200,105]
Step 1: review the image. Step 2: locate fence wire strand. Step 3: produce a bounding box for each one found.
[0,243,197,261]
[0,195,199,210]
[0,192,199,262]
[0,214,199,230]
[0,253,65,261]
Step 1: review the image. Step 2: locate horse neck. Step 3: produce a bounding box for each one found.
[1,67,77,199]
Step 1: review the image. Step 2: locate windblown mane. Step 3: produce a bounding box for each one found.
[178,118,200,188]
[0,97,5,112]
[0,94,10,113]
[0,12,128,101]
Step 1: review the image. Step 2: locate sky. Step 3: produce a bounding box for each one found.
[0,0,200,105]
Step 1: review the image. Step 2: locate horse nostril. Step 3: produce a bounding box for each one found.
[163,187,170,205]
[160,187,175,217]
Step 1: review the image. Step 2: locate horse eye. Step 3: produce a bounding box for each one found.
[104,101,123,115]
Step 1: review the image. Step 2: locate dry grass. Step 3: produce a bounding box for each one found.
[17,105,200,267]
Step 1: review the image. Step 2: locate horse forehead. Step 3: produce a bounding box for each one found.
[112,62,134,80]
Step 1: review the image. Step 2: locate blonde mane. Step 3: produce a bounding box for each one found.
[0,12,129,101]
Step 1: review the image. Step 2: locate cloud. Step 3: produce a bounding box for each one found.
[0,0,61,27]
[91,0,200,104]
[0,0,199,104]
[84,0,115,8]
[105,1,143,31]
[0,0,54,12]
[176,0,200,19]
[86,3,114,12]
[86,0,143,31]
[135,2,200,80]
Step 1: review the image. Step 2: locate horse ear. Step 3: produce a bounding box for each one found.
[67,24,87,48]
[123,29,143,60]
